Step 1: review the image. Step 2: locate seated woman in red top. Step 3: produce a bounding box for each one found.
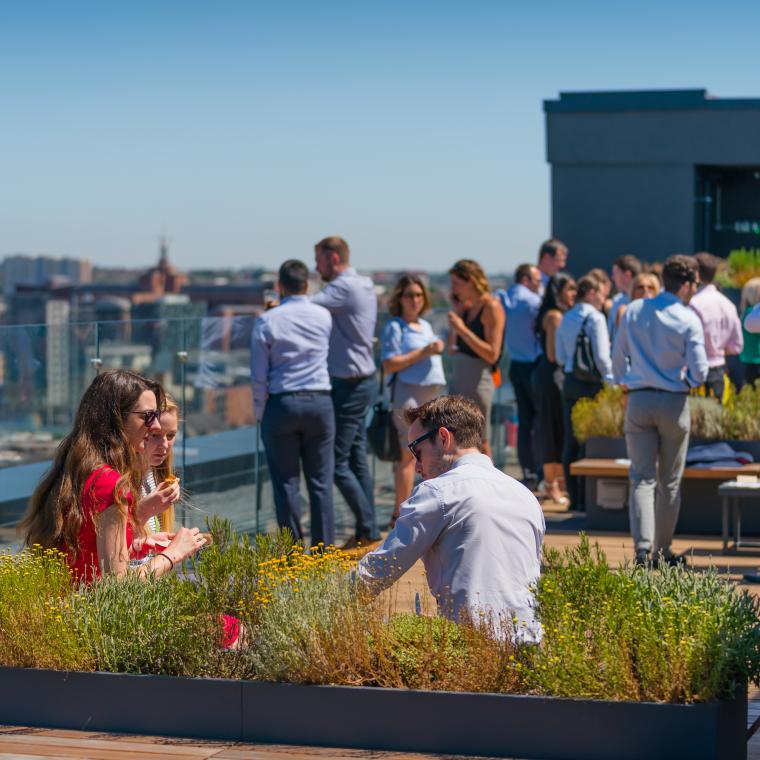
[20,369,206,583]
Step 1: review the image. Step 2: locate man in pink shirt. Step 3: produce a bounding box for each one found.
[690,252,743,402]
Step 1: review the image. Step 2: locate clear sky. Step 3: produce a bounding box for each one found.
[1,0,758,274]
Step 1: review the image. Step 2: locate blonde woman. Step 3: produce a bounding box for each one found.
[381,275,445,526]
[131,395,181,562]
[447,259,505,458]
[616,272,661,324]
[140,394,180,533]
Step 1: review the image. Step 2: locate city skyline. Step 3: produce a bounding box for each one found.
[1,1,758,274]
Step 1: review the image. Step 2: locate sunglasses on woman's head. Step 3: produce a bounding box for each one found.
[407,428,438,462]
[129,409,161,426]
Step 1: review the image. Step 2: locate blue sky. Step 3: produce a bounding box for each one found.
[1,1,758,274]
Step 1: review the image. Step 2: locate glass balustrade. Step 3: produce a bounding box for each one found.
[0,315,516,550]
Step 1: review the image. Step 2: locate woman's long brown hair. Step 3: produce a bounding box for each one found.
[20,370,165,555]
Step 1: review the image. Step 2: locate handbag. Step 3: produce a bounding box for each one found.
[572,313,602,384]
[366,370,401,462]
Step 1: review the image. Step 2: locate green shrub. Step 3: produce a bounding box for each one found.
[189,517,298,626]
[1,526,759,705]
[0,547,92,671]
[527,536,760,702]
[70,573,223,677]
[717,247,760,289]
[571,385,625,442]
[383,613,519,693]
[246,557,381,686]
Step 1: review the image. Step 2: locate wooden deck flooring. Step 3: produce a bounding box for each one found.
[4,506,760,759]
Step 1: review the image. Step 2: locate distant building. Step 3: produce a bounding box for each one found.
[544,89,760,274]
[2,254,92,297]
[136,236,188,299]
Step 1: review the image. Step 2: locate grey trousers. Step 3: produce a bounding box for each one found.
[624,390,690,555]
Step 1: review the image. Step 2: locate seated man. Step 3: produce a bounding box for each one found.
[357,395,544,642]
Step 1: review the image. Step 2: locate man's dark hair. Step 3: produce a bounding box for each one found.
[315,235,350,264]
[404,395,485,448]
[613,254,643,277]
[577,275,599,300]
[662,254,699,293]
[514,263,535,285]
[694,252,720,285]
[537,238,566,263]
[588,267,611,288]
[278,259,309,294]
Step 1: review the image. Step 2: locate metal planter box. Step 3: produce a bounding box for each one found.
[0,667,747,760]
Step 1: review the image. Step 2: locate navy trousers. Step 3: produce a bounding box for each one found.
[508,358,540,482]
[331,375,379,540]
[261,391,336,546]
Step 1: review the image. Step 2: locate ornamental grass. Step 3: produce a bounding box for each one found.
[0,524,758,704]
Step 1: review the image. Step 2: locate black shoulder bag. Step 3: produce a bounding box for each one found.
[572,313,602,384]
[366,369,401,462]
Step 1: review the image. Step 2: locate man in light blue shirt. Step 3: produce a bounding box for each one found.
[555,275,612,510]
[497,263,543,486]
[313,236,379,546]
[613,255,707,567]
[358,395,544,643]
[608,255,642,343]
[251,259,335,546]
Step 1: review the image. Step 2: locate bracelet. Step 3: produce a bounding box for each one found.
[156,553,175,571]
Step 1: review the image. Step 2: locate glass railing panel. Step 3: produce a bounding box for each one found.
[0,315,518,550]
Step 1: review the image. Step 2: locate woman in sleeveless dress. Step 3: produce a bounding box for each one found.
[532,274,577,505]
[447,259,505,458]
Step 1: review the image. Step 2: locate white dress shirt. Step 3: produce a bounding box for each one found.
[613,291,708,391]
[357,453,545,642]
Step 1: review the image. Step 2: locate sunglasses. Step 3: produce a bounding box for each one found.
[129,409,161,426]
[407,428,438,461]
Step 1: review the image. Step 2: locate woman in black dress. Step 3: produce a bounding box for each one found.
[532,274,577,505]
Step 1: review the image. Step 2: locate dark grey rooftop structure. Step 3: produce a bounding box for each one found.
[544,89,760,275]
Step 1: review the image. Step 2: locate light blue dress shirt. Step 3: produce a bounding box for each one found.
[497,284,542,363]
[607,291,629,344]
[612,291,708,392]
[250,296,332,421]
[555,302,613,382]
[312,267,378,378]
[380,317,446,386]
[358,453,545,643]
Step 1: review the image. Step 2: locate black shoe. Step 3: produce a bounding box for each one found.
[634,550,651,567]
[653,553,688,569]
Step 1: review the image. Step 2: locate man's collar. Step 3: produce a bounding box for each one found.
[450,452,493,470]
[657,290,680,305]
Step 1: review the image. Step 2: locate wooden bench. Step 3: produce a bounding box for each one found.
[569,458,760,537]
[570,458,760,480]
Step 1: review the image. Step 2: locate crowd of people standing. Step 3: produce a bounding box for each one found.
[248,234,760,561]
